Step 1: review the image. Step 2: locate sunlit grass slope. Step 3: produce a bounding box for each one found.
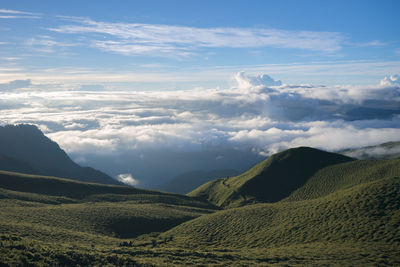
[188,147,353,208]
[285,158,400,201]
[165,176,400,252]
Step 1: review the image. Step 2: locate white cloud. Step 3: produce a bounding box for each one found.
[116,173,139,186]
[380,74,400,86]
[0,9,41,19]
[234,72,282,89]
[48,17,346,56]
[26,36,77,53]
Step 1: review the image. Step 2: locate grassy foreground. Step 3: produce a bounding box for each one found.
[1,151,400,266]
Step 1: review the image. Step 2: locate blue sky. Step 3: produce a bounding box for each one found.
[1,1,400,186]
[1,0,399,89]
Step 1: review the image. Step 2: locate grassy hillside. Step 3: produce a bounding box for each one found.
[285,158,400,201]
[2,152,400,265]
[168,176,400,247]
[0,170,216,240]
[161,175,400,265]
[189,147,353,208]
[157,169,241,194]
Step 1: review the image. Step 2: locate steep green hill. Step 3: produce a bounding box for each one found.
[0,124,118,185]
[189,147,353,208]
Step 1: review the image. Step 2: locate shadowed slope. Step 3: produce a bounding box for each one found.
[0,170,216,239]
[189,147,353,207]
[0,124,118,185]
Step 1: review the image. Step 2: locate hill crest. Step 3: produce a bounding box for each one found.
[189,146,354,207]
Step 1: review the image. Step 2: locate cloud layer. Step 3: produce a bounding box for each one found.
[1,72,400,186]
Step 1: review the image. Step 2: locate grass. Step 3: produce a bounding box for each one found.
[1,148,400,266]
[188,147,353,208]
[0,170,216,241]
[165,176,400,247]
[285,158,400,201]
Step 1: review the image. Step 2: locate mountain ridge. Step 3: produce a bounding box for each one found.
[0,124,119,185]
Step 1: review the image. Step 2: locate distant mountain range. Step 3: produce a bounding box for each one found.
[0,124,119,185]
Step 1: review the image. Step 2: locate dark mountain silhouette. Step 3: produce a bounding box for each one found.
[0,124,119,185]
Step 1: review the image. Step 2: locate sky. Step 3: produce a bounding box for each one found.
[1,1,400,187]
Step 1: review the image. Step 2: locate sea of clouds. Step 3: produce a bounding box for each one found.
[1,72,399,186]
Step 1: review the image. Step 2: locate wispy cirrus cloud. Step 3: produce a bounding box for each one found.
[48,17,347,56]
[25,35,77,53]
[0,8,41,19]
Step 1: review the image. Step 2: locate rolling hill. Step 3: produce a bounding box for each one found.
[0,124,119,185]
[160,157,400,265]
[157,169,241,194]
[189,147,354,208]
[0,170,216,240]
[1,146,400,266]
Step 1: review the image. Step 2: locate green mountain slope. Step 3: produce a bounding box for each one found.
[189,147,353,208]
[157,169,241,194]
[0,124,118,185]
[285,158,400,201]
[164,175,400,251]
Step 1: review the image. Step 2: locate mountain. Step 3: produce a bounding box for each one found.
[161,158,400,265]
[188,147,354,208]
[164,170,400,252]
[0,124,119,185]
[341,141,400,159]
[157,169,241,194]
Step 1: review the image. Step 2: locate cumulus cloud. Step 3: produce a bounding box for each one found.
[235,72,282,89]
[380,75,400,86]
[0,79,31,91]
[116,173,139,187]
